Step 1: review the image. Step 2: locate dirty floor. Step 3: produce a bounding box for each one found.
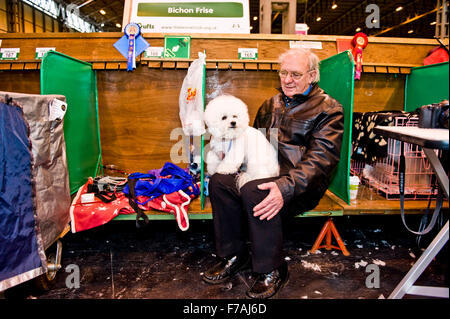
[3,214,448,302]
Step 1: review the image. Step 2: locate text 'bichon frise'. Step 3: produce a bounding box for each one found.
[204,95,279,189]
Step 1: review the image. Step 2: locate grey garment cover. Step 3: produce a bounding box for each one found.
[0,91,71,250]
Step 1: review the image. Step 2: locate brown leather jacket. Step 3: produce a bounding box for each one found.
[253,84,344,215]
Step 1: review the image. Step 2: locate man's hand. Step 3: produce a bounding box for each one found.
[253,182,284,221]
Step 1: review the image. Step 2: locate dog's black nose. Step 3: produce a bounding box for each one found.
[230,121,236,127]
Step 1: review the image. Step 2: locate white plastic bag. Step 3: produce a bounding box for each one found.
[179,52,206,136]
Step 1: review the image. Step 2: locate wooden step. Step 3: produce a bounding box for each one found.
[113,186,448,221]
[113,192,344,221]
[326,186,449,215]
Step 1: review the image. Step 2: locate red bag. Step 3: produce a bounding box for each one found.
[70,178,134,233]
[70,178,200,232]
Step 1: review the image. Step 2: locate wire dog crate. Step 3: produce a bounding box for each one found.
[350,116,439,200]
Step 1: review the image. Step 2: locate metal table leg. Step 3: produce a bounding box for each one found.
[422,148,449,199]
[388,221,449,299]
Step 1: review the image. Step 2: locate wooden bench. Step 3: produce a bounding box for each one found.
[113,186,447,222]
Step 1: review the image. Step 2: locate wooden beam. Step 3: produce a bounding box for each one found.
[373,7,439,37]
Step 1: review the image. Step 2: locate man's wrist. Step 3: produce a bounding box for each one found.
[274,177,293,204]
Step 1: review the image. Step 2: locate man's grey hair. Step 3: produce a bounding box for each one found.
[278,48,320,83]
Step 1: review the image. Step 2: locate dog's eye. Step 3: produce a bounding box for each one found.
[222,116,227,120]
[232,115,237,118]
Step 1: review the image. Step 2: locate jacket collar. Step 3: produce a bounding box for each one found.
[277,83,319,109]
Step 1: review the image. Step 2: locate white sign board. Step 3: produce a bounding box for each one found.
[289,41,323,50]
[144,46,164,58]
[0,48,20,60]
[123,0,250,34]
[238,48,257,60]
[35,47,56,59]
[295,23,308,35]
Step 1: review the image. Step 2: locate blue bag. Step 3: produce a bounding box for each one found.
[123,162,200,206]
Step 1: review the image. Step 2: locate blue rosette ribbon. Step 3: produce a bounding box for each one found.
[124,23,141,71]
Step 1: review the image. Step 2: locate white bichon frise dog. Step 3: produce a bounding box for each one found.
[204,95,279,189]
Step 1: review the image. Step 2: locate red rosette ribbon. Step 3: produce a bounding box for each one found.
[351,32,368,80]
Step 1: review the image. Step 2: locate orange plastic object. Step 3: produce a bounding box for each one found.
[310,218,350,256]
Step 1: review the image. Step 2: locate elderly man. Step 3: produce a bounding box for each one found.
[202,48,344,298]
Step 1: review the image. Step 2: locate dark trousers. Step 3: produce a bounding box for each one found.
[208,173,287,273]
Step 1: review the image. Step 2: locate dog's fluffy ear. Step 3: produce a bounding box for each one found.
[239,101,250,126]
[203,104,212,127]
[204,97,221,137]
[204,100,217,130]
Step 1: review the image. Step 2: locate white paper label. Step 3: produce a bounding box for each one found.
[81,193,95,204]
[127,0,250,34]
[238,48,258,60]
[144,47,164,58]
[49,99,67,121]
[289,41,323,50]
[0,48,20,60]
[295,23,308,35]
[35,47,56,59]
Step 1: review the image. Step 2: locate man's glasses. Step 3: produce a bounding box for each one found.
[278,70,309,80]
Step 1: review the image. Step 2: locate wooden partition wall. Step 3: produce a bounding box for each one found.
[0,33,445,174]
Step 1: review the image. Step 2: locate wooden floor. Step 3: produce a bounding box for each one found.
[114,185,449,221]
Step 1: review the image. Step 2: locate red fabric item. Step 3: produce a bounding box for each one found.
[69,177,134,233]
[424,47,449,65]
[70,178,200,233]
[136,190,193,231]
[135,182,200,231]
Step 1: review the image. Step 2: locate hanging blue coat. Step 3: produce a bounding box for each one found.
[0,100,46,291]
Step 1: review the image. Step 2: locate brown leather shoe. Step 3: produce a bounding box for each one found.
[202,254,251,284]
[246,262,289,299]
